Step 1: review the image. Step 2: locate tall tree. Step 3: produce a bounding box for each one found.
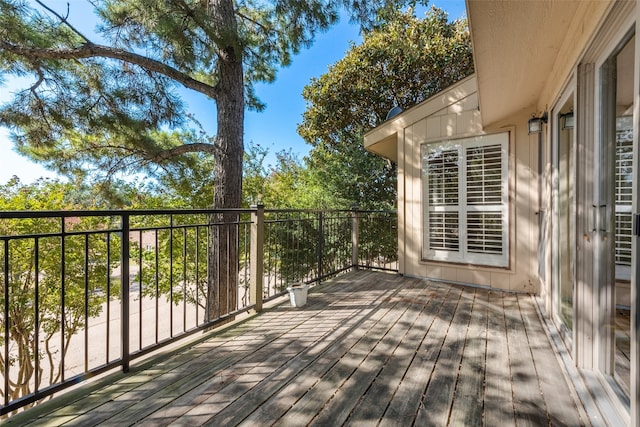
[299,7,473,209]
[0,0,416,318]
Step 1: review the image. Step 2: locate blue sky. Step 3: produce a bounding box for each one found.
[0,0,467,184]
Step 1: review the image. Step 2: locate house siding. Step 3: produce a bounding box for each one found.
[394,79,538,293]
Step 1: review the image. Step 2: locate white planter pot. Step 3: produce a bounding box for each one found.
[287,283,309,307]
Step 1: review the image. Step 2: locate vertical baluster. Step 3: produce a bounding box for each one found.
[217,221,221,317]
[304,213,314,281]
[154,230,159,344]
[139,228,143,350]
[296,215,300,282]
[273,219,277,297]
[352,208,359,270]
[243,221,248,308]
[60,217,66,382]
[182,227,187,332]
[226,221,231,314]
[121,214,130,373]
[34,237,40,393]
[266,218,272,297]
[195,225,200,325]
[206,224,211,320]
[106,233,111,363]
[84,233,89,373]
[169,215,174,336]
[317,211,323,283]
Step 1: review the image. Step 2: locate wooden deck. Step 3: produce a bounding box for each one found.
[7,270,588,426]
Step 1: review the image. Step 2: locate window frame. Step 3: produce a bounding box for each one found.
[421,132,510,268]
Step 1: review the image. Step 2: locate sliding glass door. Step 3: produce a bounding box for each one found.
[552,91,575,340]
[597,32,634,396]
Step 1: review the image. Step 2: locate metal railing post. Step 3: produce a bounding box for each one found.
[250,205,264,312]
[121,213,130,373]
[317,211,324,282]
[352,206,359,270]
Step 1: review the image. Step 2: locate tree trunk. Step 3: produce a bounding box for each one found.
[206,0,244,321]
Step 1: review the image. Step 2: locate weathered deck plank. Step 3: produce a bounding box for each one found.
[414,285,470,427]
[311,283,433,426]
[504,294,549,426]
[375,284,451,427]
[136,277,387,426]
[448,288,487,427]
[210,284,406,425]
[483,290,516,427]
[518,294,585,426]
[5,271,588,427]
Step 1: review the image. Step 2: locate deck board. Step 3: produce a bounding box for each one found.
[414,286,468,426]
[504,295,549,427]
[448,288,487,427]
[377,284,450,427]
[5,271,589,427]
[518,294,585,426]
[480,290,516,427]
[321,283,434,426]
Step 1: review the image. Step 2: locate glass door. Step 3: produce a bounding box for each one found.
[597,32,634,396]
[552,93,575,340]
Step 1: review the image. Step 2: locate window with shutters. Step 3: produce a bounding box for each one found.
[421,133,509,267]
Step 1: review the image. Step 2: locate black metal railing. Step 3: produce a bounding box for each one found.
[0,207,397,416]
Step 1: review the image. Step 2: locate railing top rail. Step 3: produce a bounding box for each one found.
[0,208,256,219]
[351,209,397,214]
[263,208,397,214]
[264,208,349,214]
[0,208,397,220]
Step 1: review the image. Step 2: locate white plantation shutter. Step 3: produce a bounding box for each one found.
[466,144,505,257]
[426,148,460,251]
[467,212,503,254]
[422,133,509,267]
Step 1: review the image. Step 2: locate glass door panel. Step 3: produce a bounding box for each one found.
[598,33,634,396]
[554,96,575,334]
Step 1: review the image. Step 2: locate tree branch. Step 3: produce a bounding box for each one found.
[0,41,219,100]
[151,142,218,162]
[171,0,225,48]
[235,10,270,33]
[34,0,92,44]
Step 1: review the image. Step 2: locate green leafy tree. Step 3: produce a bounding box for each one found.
[299,6,473,209]
[0,0,418,318]
[0,178,114,410]
[306,139,396,209]
[243,142,335,209]
[242,142,272,207]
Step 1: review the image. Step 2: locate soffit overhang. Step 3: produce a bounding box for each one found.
[467,0,611,127]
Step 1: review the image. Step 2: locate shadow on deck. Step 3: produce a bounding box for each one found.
[6,270,588,426]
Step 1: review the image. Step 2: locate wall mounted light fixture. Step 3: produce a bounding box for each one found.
[561,111,574,130]
[528,112,548,134]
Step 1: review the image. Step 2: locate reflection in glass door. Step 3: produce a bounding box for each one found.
[552,93,576,338]
[598,33,634,396]
[553,95,575,335]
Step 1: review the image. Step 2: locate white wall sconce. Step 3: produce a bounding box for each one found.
[528,111,548,134]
